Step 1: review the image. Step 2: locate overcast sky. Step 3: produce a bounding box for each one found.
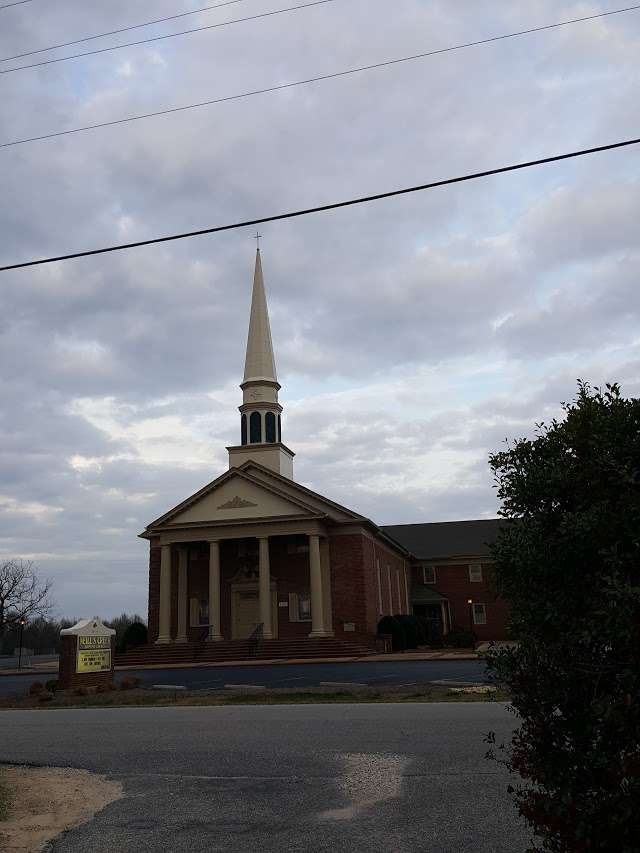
[1,0,639,620]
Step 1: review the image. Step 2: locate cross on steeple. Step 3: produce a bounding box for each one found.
[254,231,262,249]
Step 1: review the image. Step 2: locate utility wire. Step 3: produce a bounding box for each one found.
[0,0,250,61]
[2,137,638,272]
[2,5,639,149]
[0,0,36,8]
[0,0,336,75]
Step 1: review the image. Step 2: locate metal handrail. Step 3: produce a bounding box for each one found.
[247,622,264,657]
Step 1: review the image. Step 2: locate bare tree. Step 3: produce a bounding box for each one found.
[0,559,54,637]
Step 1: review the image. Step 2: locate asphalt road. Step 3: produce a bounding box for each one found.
[0,659,490,696]
[0,703,531,852]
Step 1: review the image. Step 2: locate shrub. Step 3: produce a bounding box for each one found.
[443,626,477,648]
[119,676,142,690]
[376,616,406,652]
[38,691,54,703]
[119,621,148,654]
[74,686,89,697]
[45,679,58,693]
[484,382,640,851]
[395,615,420,649]
[28,681,45,695]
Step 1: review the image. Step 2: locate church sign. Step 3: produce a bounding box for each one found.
[77,634,112,673]
[58,618,116,690]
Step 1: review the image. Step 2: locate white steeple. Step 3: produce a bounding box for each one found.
[243,248,277,384]
[227,247,295,479]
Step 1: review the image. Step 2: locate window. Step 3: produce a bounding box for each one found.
[472,603,486,625]
[286,534,309,554]
[387,565,393,614]
[241,414,247,446]
[265,411,276,443]
[277,414,282,442]
[190,597,209,626]
[469,563,483,582]
[250,411,262,443]
[422,565,436,584]
[376,558,383,614]
[289,592,311,621]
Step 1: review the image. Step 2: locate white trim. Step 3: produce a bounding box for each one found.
[469,562,483,582]
[472,602,487,625]
[422,565,436,584]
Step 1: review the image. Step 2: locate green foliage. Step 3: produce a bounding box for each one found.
[44,679,58,693]
[484,382,640,852]
[118,621,148,653]
[414,616,444,647]
[376,615,406,651]
[395,614,420,648]
[443,626,477,648]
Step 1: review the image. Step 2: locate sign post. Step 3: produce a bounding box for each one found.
[58,618,116,691]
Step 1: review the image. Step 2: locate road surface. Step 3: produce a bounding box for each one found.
[0,703,530,852]
[0,658,490,696]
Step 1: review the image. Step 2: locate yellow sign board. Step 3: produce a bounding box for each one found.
[76,634,112,673]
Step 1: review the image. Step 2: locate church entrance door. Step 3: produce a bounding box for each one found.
[231,583,279,640]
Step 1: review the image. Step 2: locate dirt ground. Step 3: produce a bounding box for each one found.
[0,765,122,852]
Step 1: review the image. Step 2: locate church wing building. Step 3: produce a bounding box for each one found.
[128,250,508,664]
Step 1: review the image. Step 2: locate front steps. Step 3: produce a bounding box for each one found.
[115,636,372,667]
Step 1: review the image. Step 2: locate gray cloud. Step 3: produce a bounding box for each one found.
[1,0,639,616]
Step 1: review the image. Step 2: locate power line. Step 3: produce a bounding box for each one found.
[0,0,36,8]
[0,0,250,61]
[2,136,638,272]
[2,5,639,149]
[0,0,336,76]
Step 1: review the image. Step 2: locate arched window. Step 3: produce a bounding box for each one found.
[277,414,282,442]
[265,411,276,443]
[240,414,247,446]
[249,411,262,444]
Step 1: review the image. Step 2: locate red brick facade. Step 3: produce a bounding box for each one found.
[411,561,510,640]
[147,531,508,646]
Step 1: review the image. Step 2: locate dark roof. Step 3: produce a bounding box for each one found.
[380,519,506,560]
[411,586,448,603]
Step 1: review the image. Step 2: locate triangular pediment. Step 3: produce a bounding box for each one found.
[144,466,326,532]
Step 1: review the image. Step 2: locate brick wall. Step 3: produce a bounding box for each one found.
[412,561,510,640]
[147,538,160,643]
[329,533,369,641]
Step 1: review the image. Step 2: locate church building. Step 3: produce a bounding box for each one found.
[122,250,508,664]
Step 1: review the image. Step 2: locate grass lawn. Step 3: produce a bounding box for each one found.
[0,684,511,709]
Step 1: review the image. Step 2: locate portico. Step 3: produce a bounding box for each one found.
[154,528,334,644]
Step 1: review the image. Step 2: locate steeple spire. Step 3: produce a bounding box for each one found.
[227,247,295,479]
[243,248,277,383]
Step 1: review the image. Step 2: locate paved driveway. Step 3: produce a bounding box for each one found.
[0,703,530,852]
[0,658,490,696]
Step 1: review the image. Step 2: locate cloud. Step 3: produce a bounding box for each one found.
[1,0,639,616]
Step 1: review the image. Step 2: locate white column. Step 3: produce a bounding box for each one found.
[156,544,172,644]
[258,537,273,638]
[209,540,223,641]
[175,548,188,642]
[309,534,328,638]
[320,538,333,636]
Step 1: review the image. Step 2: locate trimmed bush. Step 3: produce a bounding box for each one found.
[119,676,142,691]
[119,621,148,653]
[443,625,477,648]
[28,681,45,695]
[395,615,420,649]
[376,616,406,652]
[45,679,58,693]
